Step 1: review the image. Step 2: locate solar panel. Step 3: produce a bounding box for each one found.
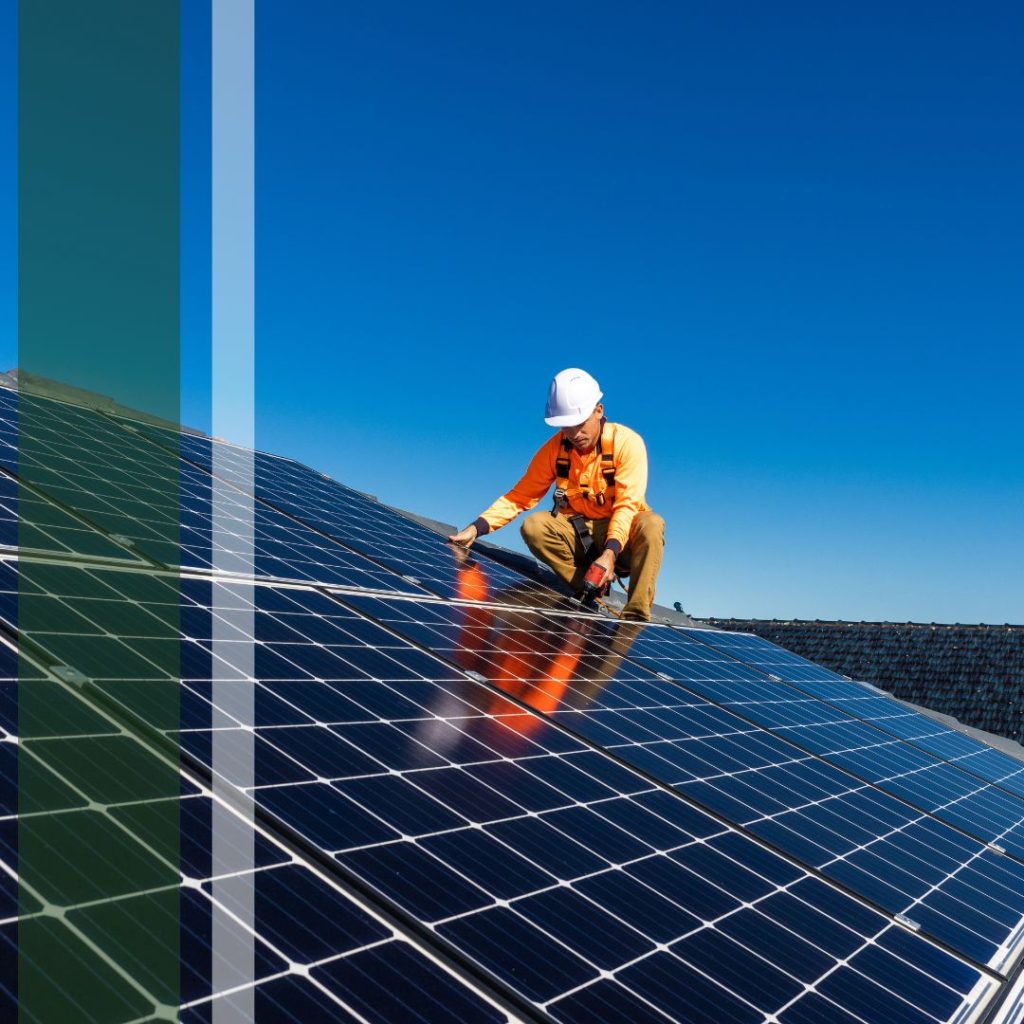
[685,628,1024,800]
[116,411,572,608]
[336,595,1024,976]
[3,389,419,593]
[617,625,1024,883]
[2,559,1000,1022]
[9,387,1024,1022]
[2,561,516,1023]
[685,628,853,684]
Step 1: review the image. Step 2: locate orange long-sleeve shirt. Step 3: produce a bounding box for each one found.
[472,420,651,554]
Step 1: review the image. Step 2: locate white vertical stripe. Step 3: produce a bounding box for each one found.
[211,1,255,1021]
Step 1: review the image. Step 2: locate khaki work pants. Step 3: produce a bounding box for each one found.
[521,510,665,621]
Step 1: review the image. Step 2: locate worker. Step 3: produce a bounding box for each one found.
[448,368,665,621]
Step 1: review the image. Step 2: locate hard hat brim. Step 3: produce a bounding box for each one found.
[544,409,595,428]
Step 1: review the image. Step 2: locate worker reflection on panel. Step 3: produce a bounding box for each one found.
[432,547,642,754]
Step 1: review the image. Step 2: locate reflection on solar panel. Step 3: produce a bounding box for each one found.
[7,380,1024,1023]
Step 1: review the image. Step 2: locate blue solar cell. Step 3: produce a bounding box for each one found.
[422,828,555,900]
[439,906,597,1003]
[573,869,701,944]
[717,909,834,982]
[849,943,969,1021]
[815,965,936,1024]
[616,953,763,1024]
[338,773,466,834]
[549,979,683,1024]
[222,863,390,963]
[685,628,851,683]
[311,942,507,1024]
[517,885,657,969]
[179,974,362,1024]
[778,993,864,1024]
[259,782,400,850]
[674,926,805,1010]
[342,842,494,920]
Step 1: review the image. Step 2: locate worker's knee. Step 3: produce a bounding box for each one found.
[632,512,665,546]
[520,512,553,547]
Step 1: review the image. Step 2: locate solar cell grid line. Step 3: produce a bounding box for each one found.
[111,411,574,608]
[682,628,1024,804]
[1,615,516,1024]
[0,564,999,1023]
[334,594,1024,978]
[617,626,1024,869]
[4,390,421,593]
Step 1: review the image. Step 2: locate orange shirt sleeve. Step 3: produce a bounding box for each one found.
[473,435,558,535]
[604,427,648,553]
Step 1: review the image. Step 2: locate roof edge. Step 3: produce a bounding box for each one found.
[703,617,1024,630]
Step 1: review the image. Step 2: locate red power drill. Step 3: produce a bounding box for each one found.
[579,561,608,607]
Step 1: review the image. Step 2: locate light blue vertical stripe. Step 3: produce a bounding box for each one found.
[211,1,255,1020]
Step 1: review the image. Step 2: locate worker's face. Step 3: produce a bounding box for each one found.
[561,403,603,453]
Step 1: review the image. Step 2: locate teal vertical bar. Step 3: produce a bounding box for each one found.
[19,0,180,418]
[18,1,181,1020]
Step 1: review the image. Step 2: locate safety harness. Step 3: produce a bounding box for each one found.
[550,420,616,564]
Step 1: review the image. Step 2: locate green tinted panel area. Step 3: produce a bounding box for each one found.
[4,711,190,1021]
[17,811,175,908]
[0,463,139,563]
[15,393,184,570]
[5,917,153,1023]
[9,752,86,816]
[23,737,181,806]
[17,563,181,683]
[14,558,182,1021]
[4,678,116,738]
[68,888,188,1008]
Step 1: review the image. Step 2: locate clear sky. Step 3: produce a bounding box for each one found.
[3,2,1023,622]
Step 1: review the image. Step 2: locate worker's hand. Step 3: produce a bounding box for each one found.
[448,524,478,548]
[590,548,617,587]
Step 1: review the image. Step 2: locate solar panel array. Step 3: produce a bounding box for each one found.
[4,382,1024,1023]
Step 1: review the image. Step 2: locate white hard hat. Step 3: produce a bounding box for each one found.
[544,368,603,427]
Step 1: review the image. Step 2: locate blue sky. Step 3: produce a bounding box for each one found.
[4,2,1023,622]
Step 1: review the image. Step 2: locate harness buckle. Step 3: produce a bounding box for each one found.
[551,487,568,516]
